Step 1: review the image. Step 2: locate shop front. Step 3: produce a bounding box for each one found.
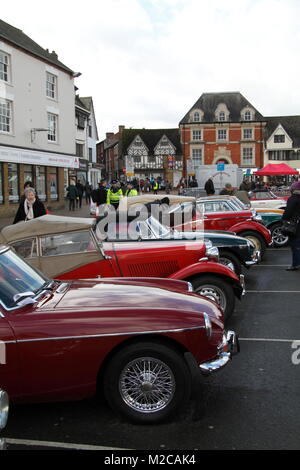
[0,145,79,217]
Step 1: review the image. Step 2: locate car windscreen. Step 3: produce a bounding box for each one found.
[0,249,49,309]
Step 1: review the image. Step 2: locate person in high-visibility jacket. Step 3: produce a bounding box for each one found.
[125,182,138,197]
[106,180,123,209]
[153,179,159,195]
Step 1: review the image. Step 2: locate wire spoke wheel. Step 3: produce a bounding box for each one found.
[119,357,175,413]
[195,284,226,311]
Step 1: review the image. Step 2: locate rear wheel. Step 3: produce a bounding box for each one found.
[239,230,266,257]
[191,275,235,320]
[270,222,289,247]
[103,341,191,424]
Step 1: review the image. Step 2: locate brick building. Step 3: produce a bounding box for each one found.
[179,92,266,177]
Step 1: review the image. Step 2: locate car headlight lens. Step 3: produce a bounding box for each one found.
[187,282,194,292]
[0,390,9,430]
[252,210,262,222]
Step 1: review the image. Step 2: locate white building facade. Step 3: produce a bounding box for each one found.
[0,19,78,216]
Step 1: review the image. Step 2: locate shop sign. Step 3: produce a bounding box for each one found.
[0,145,79,169]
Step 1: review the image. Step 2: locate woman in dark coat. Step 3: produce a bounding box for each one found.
[13,187,46,224]
[282,181,300,271]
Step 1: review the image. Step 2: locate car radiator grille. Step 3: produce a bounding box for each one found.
[127,260,180,277]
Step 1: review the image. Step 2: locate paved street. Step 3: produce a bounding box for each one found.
[2,244,300,450]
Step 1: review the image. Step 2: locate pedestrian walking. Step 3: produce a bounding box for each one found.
[84,181,92,204]
[153,179,159,195]
[75,180,84,209]
[13,187,46,224]
[204,177,215,195]
[282,181,300,271]
[66,183,78,211]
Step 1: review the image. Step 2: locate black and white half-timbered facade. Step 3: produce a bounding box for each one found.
[122,128,183,185]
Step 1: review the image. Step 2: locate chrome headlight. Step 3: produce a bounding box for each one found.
[204,240,219,262]
[252,210,262,222]
[203,313,212,339]
[0,389,9,430]
[187,282,194,292]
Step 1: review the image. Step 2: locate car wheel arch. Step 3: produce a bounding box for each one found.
[96,334,190,392]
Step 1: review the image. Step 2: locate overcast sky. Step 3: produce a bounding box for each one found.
[2,0,300,140]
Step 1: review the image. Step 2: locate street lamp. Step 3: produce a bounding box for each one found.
[30,128,48,143]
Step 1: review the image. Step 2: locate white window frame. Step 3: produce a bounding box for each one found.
[217,129,227,141]
[192,130,202,141]
[47,113,58,142]
[242,147,254,166]
[0,51,10,83]
[46,72,57,100]
[243,128,253,140]
[219,111,226,121]
[0,98,12,133]
[191,148,203,166]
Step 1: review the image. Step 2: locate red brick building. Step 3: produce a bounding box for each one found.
[179,92,266,177]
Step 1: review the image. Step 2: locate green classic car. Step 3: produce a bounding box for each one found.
[256,209,288,247]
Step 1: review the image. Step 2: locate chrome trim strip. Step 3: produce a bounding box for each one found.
[1,325,205,345]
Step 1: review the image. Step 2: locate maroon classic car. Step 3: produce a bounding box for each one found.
[0,246,239,424]
[0,215,245,319]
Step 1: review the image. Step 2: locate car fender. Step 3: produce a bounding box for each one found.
[228,220,272,244]
[167,261,243,298]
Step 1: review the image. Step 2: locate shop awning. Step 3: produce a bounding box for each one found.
[254,163,299,176]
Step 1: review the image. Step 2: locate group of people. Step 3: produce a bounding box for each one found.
[66,180,93,211]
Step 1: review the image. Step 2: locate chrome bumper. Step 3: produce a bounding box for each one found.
[199,330,239,376]
[245,250,261,266]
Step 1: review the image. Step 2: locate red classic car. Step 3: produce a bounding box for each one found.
[0,215,245,319]
[0,245,239,424]
[167,197,273,256]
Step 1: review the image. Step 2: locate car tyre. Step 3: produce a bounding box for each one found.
[239,230,266,257]
[103,341,191,424]
[219,250,242,275]
[270,222,289,248]
[191,275,235,320]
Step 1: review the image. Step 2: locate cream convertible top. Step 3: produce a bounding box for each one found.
[0,214,96,244]
[0,215,102,278]
[118,194,196,211]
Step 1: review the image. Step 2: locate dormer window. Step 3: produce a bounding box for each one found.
[215,103,229,122]
[241,107,254,121]
[190,109,203,123]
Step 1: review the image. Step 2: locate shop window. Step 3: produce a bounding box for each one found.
[49,167,58,200]
[0,164,3,204]
[8,163,19,203]
[24,165,34,188]
[36,166,47,202]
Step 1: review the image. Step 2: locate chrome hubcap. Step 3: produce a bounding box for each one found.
[244,236,261,252]
[196,285,226,310]
[219,258,235,272]
[272,227,288,246]
[120,357,175,413]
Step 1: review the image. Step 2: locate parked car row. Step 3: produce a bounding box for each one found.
[0,192,283,425]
